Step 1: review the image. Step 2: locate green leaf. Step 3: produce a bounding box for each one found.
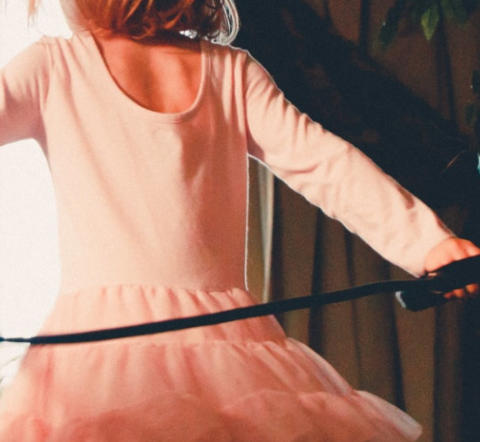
[421,4,440,40]
[466,103,476,125]
[379,0,408,48]
[411,0,435,23]
[472,70,480,96]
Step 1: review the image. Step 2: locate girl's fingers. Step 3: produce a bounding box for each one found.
[444,289,464,299]
[463,241,480,255]
[424,238,480,301]
[465,283,480,297]
[443,284,479,300]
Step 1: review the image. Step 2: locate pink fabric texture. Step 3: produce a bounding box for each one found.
[1,286,421,441]
[0,31,453,440]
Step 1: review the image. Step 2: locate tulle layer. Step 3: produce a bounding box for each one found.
[1,390,419,442]
[0,284,422,441]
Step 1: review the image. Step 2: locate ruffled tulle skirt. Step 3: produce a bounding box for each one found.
[0,284,422,441]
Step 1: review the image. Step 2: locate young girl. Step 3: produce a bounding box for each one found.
[0,0,479,440]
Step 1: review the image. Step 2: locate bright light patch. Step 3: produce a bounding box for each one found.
[0,0,70,387]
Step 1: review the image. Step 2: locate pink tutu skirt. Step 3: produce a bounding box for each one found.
[0,284,422,441]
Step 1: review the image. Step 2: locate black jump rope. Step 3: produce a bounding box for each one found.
[1,256,479,346]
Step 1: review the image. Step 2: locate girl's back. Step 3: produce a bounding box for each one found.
[94,33,202,114]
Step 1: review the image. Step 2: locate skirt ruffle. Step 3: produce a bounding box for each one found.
[0,284,422,441]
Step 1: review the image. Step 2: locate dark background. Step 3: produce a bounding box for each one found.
[241,2,480,441]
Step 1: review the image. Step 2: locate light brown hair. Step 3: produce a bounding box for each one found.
[29,0,239,44]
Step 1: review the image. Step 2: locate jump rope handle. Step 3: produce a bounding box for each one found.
[396,255,480,311]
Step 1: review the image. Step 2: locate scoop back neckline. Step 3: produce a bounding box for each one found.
[79,31,208,123]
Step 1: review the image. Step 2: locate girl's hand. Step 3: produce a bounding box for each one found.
[424,237,480,299]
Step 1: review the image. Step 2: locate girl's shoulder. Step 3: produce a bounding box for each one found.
[202,39,249,60]
[32,32,80,52]
[0,35,56,80]
[30,32,106,78]
[202,40,255,77]
[203,41,272,86]
[37,32,90,54]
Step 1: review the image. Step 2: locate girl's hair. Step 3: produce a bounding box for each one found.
[29,0,239,44]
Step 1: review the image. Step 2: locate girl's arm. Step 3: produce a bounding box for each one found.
[243,52,480,295]
[0,40,50,147]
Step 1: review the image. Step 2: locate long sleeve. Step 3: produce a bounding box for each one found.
[0,39,50,146]
[244,53,454,277]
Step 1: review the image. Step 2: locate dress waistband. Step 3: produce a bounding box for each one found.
[41,284,286,344]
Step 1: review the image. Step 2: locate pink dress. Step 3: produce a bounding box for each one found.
[0,32,453,441]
